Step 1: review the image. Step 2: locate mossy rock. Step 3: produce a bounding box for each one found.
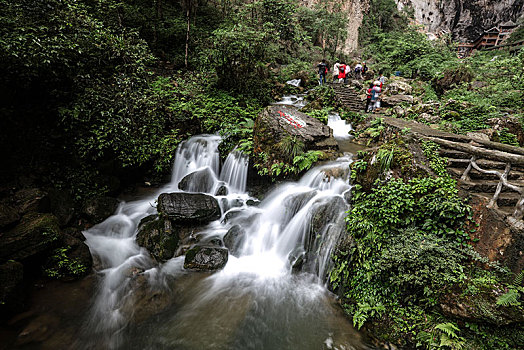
[0,213,61,262]
[136,215,179,262]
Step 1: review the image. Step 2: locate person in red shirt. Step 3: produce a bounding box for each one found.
[338,62,346,84]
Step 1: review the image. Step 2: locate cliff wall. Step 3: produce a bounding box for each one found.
[397,0,524,41]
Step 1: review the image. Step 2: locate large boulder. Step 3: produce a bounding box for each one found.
[178,167,216,193]
[381,94,414,106]
[183,245,228,271]
[81,196,119,224]
[0,213,61,262]
[384,79,412,95]
[136,215,179,262]
[157,193,221,224]
[253,105,337,168]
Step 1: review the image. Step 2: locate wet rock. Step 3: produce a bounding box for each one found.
[178,168,216,193]
[381,94,414,106]
[62,227,86,241]
[310,197,346,235]
[136,215,179,262]
[158,193,221,224]
[222,208,244,224]
[246,199,260,207]
[184,245,228,271]
[215,184,228,196]
[13,188,49,215]
[223,225,246,256]
[120,274,175,324]
[47,189,75,227]
[59,234,93,278]
[0,203,20,230]
[81,196,119,224]
[0,213,61,262]
[0,261,24,314]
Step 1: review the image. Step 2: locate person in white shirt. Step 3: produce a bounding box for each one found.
[332,62,340,83]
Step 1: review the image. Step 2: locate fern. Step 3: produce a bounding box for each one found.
[496,288,521,306]
[435,322,461,339]
[377,148,395,173]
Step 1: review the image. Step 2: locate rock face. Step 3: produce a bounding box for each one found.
[0,213,61,262]
[396,0,524,42]
[178,168,216,193]
[136,215,180,262]
[183,245,228,271]
[157,193,221,224]
[468,195,524,273]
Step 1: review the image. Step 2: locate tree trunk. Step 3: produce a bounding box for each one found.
[185,7,190,68]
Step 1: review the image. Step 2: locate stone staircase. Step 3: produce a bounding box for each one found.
[330,84,364,113]
[441,148,524,215]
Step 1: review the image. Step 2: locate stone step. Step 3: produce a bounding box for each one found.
[439,149,471,159]
[474,192,521,207]
[458,180,524,193]
[448,167,524,180]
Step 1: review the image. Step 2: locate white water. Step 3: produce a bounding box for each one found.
[328,111,353,140]
[81,127,368,349]
[274,94,307,109]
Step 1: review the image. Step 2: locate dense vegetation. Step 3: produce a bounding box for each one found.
[1,0,523,348]
[0,0,347,198]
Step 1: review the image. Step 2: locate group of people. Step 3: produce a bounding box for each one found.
[316,59,387,113]
[316,60,368,85]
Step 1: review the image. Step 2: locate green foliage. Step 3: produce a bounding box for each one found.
[307,108,330,123]
[364,29,457,79]
[421,141,449,177]
[496,270,524,307]
[44,247,88,279]
[496,128,520,147]
[359,0,409,46]
[277,135,306,162]
[377,147,394,172]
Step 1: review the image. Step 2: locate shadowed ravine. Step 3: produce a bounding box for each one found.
[78,101,371,349]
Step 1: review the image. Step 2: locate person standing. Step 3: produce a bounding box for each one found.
[317,59,328,85]
[371,81,382,112]
[333,61,340,82]
[378,71,387,88]
[354,63,363,80]
[365,83,373,112]
[338,62,346,84]
[362,62,368,77]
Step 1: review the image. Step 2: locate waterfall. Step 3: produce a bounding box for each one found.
[220,149,249,193]
[327,111,353,140]
[81,131,367,349]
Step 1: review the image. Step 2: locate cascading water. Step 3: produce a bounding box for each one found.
[80,120,370,348]
[327,111,353,140]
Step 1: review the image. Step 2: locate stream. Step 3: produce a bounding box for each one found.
[4,98,372,350]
